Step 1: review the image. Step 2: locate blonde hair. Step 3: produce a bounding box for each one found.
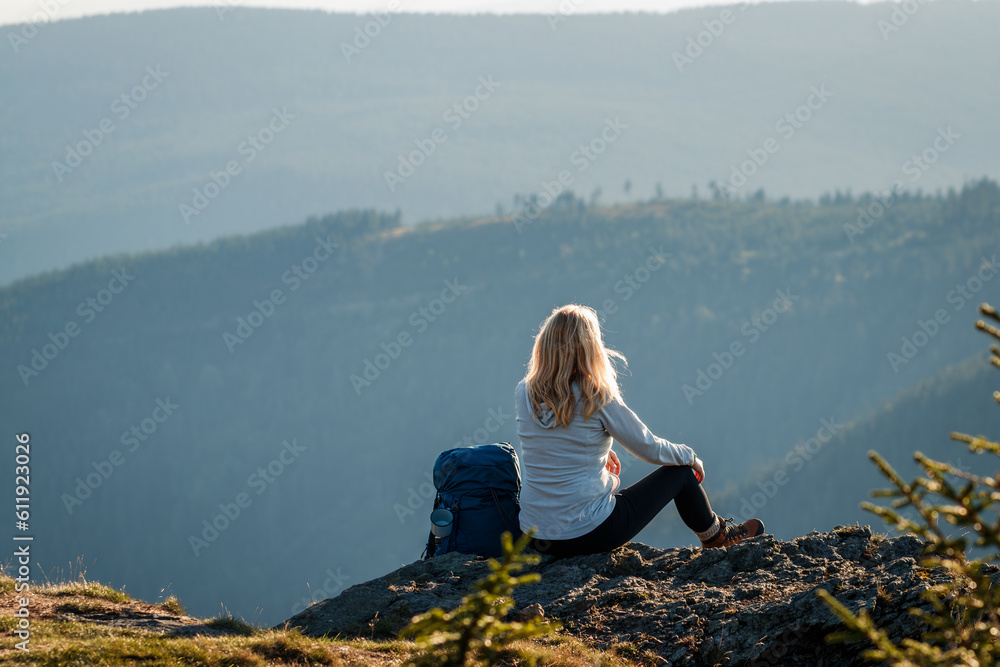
[524,304,626,427]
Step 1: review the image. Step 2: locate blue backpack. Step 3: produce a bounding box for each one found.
[423,442,522,559]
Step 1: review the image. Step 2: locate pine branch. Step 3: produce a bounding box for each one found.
[818,304,1000,667]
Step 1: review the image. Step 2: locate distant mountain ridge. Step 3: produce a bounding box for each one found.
[702,352,999,542]
[2,1,999,284]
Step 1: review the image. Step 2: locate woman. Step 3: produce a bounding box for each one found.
[515,304,763,557]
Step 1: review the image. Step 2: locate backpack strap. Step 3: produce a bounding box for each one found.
[422,493,443,560]
[489,488,520,534]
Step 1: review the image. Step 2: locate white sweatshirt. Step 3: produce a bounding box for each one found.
[515,379,696,541]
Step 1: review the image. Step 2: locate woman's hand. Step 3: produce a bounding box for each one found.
[692,456,705,483]
[605,449,621,475]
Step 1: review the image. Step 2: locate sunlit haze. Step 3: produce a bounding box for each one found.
[0,0,879,27]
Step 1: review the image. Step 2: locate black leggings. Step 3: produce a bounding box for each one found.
[530,465,715,558]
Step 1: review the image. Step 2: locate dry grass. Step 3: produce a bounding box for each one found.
[0,572,635,666]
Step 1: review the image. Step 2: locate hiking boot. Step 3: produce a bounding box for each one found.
[700,517,765,549]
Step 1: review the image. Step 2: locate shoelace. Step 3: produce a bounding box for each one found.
[721,517,749,542]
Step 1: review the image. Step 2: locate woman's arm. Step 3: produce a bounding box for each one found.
[599,396,697,467]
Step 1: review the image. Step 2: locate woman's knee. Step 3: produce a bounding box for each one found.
[653,463,699,489]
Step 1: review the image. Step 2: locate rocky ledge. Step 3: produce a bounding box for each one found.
[280,526,992,665]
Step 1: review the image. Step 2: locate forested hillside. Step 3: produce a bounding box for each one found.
[647,351,999,546]
[1,1,998,284]
[1,181,998,626]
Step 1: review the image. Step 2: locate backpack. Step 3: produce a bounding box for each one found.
[423,442,522,559]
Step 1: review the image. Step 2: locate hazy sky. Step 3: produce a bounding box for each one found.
[1,0,880,27]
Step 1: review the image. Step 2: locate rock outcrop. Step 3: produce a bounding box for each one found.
[281,526,989,665]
